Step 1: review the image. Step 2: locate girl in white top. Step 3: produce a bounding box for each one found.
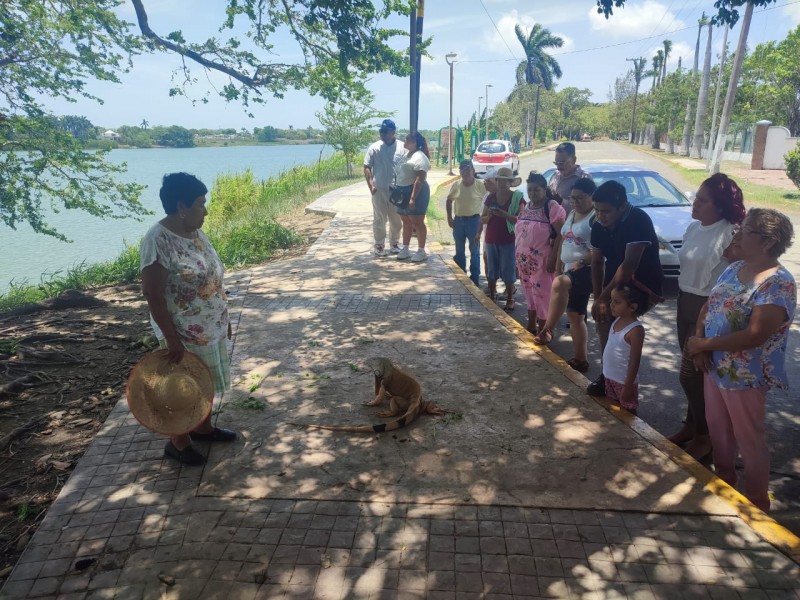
[602,283,648,416]
[668,174,745,459]
[394,131,431,262]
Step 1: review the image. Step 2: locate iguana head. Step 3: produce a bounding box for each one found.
[366,357,391,376]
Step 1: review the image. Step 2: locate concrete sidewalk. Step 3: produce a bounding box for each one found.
[3,175,800,599]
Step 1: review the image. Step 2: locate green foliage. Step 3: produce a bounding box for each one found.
[514,24,564,90]
[0,1,146,238]
[158,125,194,148]
[739,26,800,135]
[317,92,391,177]
[786,142,800,190]
[1,0,417,238]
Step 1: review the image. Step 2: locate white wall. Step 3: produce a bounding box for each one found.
[764,126,799,170]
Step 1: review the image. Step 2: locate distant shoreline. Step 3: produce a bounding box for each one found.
[84,140,326,150]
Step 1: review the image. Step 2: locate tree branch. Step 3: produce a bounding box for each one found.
[129,0,271,90]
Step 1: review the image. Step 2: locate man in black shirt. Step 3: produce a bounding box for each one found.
[587,180,664,395]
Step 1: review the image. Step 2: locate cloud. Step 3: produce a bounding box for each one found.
[482,10,574,58]
[782,2,800,26]
[588,0,686,38]
[420,82,448,96]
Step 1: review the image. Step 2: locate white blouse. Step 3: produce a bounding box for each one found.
[678,219,735,296]
[394,150,430,187]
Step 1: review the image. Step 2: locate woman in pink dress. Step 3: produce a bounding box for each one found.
[515,172,566,335]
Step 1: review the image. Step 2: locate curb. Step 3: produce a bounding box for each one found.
[438,253,800,565]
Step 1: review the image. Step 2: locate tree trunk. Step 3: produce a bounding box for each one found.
[710,2,754,174]
[629,88,639,143]
[667,114,675,154]
[706,23,729,163]
[680,97,693,156]
[532,86,541,145]
[691,23,713,158]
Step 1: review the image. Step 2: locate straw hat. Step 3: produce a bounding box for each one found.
[492,167,522,187]
[126,350,214,436]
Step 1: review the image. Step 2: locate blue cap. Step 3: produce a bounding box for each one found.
[379,119,396,131]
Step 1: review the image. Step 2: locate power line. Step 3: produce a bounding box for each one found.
[477,0,519,62]
[456,0,800,65]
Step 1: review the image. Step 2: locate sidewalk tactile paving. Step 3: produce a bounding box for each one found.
[4,192,799,599]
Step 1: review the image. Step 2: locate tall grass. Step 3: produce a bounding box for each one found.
[0,152,352,312]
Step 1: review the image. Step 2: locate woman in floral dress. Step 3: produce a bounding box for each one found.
[686,208,796,512]
[515,172,566,335]
[140,172,237,466]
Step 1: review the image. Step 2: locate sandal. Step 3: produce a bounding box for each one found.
[533,328,553,345]
[503,299,515,312]
[566,358,590,373]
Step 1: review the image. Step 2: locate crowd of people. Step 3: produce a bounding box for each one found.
[443,140,796,513]
[137,125,796,516]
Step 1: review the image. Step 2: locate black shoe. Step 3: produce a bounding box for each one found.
[586,374,606,396]
[164,442,205,466]
[189,427,237,442]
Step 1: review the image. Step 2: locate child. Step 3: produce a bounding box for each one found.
[602,283,648,415]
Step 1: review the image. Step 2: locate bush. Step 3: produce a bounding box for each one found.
[786,141,800,189]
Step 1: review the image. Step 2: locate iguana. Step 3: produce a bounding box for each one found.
[290,357,452,433]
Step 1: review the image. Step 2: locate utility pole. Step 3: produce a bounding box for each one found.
[477,96,483,139]
[445,53,458,175]
[409,1,424,132]
[485,84,492,142]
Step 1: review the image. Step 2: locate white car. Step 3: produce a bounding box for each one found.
[543,164,694,278]
[472,140,520,176]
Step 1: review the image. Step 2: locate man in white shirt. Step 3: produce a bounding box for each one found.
[364,119,404,256]
[446,160,486,285]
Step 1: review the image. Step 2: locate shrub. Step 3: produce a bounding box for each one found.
[786,140,800,190]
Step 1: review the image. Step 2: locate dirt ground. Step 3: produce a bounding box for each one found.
[0,210,332,577]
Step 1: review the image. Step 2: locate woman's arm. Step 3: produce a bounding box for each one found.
[688,304,788,355]
[141,263,185,363]
[546,219,565,273]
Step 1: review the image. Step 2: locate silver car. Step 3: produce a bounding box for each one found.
[543,164,694,278]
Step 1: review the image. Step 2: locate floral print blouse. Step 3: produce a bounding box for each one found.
[704,261,796,390]
[140,223,229,346]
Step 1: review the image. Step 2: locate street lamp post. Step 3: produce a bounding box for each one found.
[445,52,458,175]
[485,84,493,142]
[477,96,483,141]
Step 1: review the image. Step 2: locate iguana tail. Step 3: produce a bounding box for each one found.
[289,394,423,433]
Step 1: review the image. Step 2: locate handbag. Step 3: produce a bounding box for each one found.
[390,187,407,208]
[389,172,410,208]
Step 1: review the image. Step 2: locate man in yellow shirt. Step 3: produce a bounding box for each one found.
[446,160,486,286]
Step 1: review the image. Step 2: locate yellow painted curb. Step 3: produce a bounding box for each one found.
[439,255,800,564]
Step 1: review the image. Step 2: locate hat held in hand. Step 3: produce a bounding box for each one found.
[126,350,214,436]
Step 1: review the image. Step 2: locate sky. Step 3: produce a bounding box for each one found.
[40,0,800,133]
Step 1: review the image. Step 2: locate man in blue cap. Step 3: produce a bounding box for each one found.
[364,119,404,256]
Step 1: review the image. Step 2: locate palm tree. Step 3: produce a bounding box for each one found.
[710,2,754,174]
[629,57,647,143]
[514,23,563,146]
[140,119,149,130]
[660,40,672,84]
[691,20,713,158]
[706,23,729,162]
[651,51,663,90]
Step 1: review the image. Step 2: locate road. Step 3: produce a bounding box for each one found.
[445,140,800,532]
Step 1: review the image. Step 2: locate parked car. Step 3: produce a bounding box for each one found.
[542,164,694,278]
[472,140,520,176]
[581,133,592,142]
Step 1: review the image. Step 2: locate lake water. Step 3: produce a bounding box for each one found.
[0,145,334,292]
